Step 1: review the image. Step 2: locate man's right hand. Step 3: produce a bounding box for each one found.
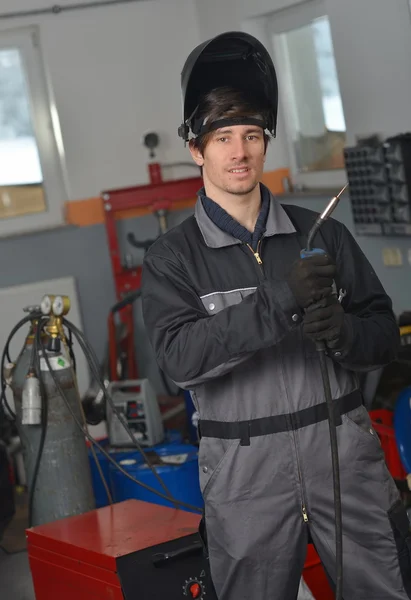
[286,254,336,309]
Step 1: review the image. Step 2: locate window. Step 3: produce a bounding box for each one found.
[269,1,346,188]
[0,27,66,236]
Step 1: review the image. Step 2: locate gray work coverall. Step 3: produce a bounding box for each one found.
[141,186,411,599]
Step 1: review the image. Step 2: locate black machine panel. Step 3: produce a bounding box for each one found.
[344,133,411,236]
[117,533,218,600]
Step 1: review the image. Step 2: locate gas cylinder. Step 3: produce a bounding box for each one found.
[10,303,94,527]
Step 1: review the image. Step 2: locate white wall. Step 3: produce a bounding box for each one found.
[194,0,295,39]
[0,0,201,200]
[326,0,411,146]
[195,0,411,168]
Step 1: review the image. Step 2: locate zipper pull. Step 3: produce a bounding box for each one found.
[246,243,263,265]
[254,252,263,265]
[302,506,309,523]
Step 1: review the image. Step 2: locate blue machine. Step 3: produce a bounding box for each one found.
[394,386,411,474]
[88,430,183,507]
[109,442,203,513]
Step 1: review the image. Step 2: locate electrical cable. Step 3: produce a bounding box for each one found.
[38,331,201,513]
[62,318,178,507]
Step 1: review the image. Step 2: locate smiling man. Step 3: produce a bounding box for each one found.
[141,32,407,600]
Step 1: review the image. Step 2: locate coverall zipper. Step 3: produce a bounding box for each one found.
[246,239,263,267]
[247,238,309,523]
[281,362,310,524]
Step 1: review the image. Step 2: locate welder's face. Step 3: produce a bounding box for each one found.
[190,125,266,197]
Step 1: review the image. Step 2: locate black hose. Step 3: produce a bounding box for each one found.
[1,313,42,420]
[127,232,157,251]
[0,310,46,526]
[306,229,343,599]
[39,330,201,513]
[111,289,141,314]
[69,322,176,501]
[306,218,322,254]
[317,343,343,599]
[62,318,179,507]
[28,318,49,528]
[66,327,77,374]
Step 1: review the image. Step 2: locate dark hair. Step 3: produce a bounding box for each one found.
[190,86,271,155]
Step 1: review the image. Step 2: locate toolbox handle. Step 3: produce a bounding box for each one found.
[152,541,203,567]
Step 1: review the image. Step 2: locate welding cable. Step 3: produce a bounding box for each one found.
[62,318,178,507]
[39,330,202,513]
[316,342,342,600]
[304,274,343,596]
[64,331,113,505]
[76,379,113,506]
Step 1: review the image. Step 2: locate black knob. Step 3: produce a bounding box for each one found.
[47,337,61,352]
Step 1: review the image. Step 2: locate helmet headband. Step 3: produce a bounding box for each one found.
[192,115,267,137]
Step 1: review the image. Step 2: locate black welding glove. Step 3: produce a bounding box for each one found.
[302,294,345,344]
[287,255,336,309]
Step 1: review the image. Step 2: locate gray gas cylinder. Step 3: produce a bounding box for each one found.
[11,339,95,527]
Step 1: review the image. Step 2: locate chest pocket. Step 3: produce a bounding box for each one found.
[200,287,257,315]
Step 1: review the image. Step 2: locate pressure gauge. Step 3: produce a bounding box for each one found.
[40,294,53,315]
[52,295,70,316]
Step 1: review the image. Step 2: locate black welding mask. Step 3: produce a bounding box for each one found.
[178,31,279,143]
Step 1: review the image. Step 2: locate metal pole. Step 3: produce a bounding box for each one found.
[0,0,146,21]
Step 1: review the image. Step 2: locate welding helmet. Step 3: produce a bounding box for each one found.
[178,31,278,143]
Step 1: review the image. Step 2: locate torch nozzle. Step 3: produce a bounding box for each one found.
[306,183,349,252]
[319,183,349,221]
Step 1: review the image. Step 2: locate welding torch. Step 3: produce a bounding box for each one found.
[300,182,349,600]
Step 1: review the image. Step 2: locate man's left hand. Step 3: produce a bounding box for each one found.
[302,294,345,344]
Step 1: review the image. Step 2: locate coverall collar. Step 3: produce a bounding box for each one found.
[195,183,296,249]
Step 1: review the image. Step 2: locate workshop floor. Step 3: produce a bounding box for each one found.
[0,488,35,600]
[0,550,35,600]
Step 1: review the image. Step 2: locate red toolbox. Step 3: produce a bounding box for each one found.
[27,499,209,600]
[26,499,334,599]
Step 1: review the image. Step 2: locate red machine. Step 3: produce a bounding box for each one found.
[102,163,203,381]
[370,409,407,481]
[27,499,214,600]
[26,499,333,600]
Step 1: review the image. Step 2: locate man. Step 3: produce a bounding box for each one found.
[141,32,411,599]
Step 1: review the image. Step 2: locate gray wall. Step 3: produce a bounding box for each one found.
[1,196,410,386]
[0,208,192,394]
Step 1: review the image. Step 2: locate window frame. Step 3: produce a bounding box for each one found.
[0,26,67,237]
[268,0,347,191]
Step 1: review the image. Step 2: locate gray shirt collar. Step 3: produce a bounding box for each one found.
[195,183,296,249]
